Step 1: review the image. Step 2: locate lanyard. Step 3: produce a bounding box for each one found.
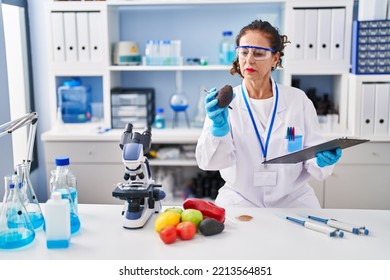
[241,80,279,162]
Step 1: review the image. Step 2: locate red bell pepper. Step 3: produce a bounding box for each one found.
[183,198,225,223]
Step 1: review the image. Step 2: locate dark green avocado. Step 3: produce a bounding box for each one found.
[199,218,225,236]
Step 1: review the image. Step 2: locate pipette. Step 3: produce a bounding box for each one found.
[286,216,344,237]
[303,215,369,235]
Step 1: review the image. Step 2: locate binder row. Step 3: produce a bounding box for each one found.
[352,20,390,74]
[51,12,103,63]
[360,83,390,136]
[290,7,346,61]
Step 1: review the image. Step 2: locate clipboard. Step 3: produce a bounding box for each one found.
[262,137,370,164]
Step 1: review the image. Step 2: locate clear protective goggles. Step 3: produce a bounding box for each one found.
[236,45,277,61]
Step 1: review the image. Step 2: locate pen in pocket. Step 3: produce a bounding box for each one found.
[287,127,295,141]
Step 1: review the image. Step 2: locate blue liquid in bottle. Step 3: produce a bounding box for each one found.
[51,157,81,235]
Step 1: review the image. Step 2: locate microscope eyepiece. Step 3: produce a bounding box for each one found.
[125,123,133,133]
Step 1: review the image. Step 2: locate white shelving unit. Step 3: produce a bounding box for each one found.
[41,0,390,209]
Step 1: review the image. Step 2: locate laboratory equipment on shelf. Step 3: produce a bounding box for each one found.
[57,78,91,123]
[15,162,44,229]
[219,31,235,65]
[112,123,165,229]
[154,107,166,129]
[0,175,35,249]
[112,41,141,65]
[170,91,190,128]
[51,157,81,235]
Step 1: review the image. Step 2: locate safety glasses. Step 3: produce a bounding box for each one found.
[236,45,277,61]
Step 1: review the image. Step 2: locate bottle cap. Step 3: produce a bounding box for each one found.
[51,192,62,201]
[156,107,164,113]
[223,31,233,36]
[62,78,81,87]
[55,157,70,166]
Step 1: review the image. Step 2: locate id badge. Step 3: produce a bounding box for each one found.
[253,170,277,187]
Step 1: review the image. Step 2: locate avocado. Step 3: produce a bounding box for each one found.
[199,218,225,236]
[216,85,233,108]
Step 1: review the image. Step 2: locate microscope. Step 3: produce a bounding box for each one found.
[112,123,165,229]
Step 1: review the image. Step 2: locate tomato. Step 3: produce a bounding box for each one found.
[159,225,177,244]
[176,222,196,240]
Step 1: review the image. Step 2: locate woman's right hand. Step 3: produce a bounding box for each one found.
[205,88,230,137]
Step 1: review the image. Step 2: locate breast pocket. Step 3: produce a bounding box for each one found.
[285,135,303,153]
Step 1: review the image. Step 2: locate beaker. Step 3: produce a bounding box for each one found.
[16,162,45,229]
[0,175,35,249]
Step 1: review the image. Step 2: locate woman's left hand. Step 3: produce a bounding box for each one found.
[316,148,342,167]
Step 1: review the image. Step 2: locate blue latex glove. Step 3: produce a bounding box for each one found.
[316,148,342,167]
[205,87,230,137]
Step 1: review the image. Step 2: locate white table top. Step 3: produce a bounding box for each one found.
[1,204,389,260]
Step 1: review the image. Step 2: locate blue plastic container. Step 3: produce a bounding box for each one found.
[58,78,92,123]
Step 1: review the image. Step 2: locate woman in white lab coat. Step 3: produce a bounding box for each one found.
[196,20,342,208]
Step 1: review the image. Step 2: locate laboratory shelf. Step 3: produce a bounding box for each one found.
[41,127,202,144]
[109,65,230,71]
[106,0,284,6]
[148,159,198,167]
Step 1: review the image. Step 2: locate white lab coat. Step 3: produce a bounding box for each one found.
[196,78,333,208]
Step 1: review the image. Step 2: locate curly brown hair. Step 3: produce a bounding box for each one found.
[230,19,290,78]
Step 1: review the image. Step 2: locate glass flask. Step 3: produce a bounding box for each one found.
[0,175,35,249]
[191,87,208,128]
[170,91,190,128]
[16,162,45,230]
[52,157,81,234]
[170,91,189,112]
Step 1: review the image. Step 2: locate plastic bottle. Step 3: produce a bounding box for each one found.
[154,107,166,129]
[219,31,236,65]
[52,157,80,235]
[45,192,71,249]
[57,78,91,123]
[52,157,78,214]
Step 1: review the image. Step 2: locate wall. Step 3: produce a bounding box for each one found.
[0,1,14,199]
[27,0,51,201]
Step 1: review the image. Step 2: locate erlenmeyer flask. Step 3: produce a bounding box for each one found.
[192,87,208,128]
[0,175,35,249]
[16,162,45,229]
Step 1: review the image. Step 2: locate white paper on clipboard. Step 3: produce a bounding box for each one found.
[263,137,370,164]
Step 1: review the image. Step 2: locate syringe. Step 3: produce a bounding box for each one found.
[286,216,344,237]
[304,215,369,235]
